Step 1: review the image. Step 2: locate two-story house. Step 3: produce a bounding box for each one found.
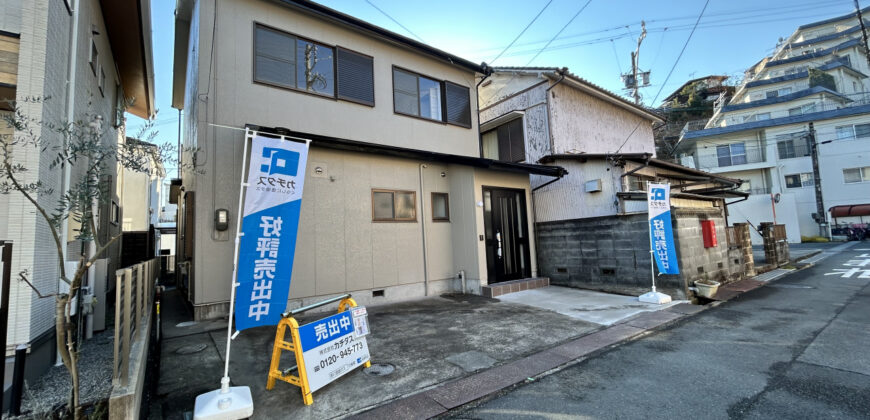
[479,67,751,301]
[1,0,153,394]
[171,0,564,320]
[674,8,870,242]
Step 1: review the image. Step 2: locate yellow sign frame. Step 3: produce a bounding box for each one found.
[265,297,371,405]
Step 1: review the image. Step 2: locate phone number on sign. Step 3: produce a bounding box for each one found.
[318,341,365,370]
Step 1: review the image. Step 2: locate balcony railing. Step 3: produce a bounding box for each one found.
[679,119,710,139]
[744,187,772,195]
[697,146,766,170]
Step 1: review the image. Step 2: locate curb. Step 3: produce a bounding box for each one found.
[347,303,706,420]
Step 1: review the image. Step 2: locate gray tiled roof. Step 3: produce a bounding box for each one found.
[722,86,850,112]
[765,38,860,68]
[682,103,870,140]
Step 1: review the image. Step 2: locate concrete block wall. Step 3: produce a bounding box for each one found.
[671,208,735,286]
[536,213,689,300]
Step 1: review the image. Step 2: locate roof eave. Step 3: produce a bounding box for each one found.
[101,0,155,119]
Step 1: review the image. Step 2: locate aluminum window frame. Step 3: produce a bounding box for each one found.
[371,188,417,222]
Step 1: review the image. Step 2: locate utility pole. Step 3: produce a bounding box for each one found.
[808,122,828,238]
[630,21,647,105]
[855,0,870,68]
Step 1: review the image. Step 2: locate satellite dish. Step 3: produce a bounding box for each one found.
[774,193,782,204]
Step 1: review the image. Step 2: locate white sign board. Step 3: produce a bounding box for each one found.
[297,308,371,392]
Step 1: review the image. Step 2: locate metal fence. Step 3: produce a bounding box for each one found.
[113,257,158,387]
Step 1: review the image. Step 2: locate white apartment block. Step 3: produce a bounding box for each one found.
[674,8,870,243]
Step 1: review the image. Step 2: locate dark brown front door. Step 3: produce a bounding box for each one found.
[483,187,532,283]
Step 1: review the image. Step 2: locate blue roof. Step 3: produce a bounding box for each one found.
[798,7,870,30]
[745,61,867,89]
[788,24,863,49]
[682,103,870,140]
[765,38,861,68]
[722,86,850,113]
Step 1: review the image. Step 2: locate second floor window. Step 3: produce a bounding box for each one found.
[785,173,813,188]
[835,123,870,140]
[776,133,810,159]
[392,67,471,127]
[716,143,747,167]
[254,25,334,96]
[253,24,375,105]
[481,118,524,162]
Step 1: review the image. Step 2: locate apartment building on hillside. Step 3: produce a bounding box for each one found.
[674,8,870,243]
[171,0,564,320]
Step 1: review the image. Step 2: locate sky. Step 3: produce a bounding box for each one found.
[128,0,865,176]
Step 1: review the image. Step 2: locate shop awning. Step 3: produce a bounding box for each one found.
[830,204,870,218]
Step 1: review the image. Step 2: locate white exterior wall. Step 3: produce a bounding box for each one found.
[533,160,621,222]
[726,193,802,245]
[1,0,126,351]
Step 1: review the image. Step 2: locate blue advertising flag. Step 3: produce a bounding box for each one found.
[647,183,680,275]
[234,134,309,331]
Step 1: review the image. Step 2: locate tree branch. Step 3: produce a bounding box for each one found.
[18,270,58,298]
[87,232,122,267]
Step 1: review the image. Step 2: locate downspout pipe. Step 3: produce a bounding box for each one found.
[419,164,429,296]
[61,0,81,271]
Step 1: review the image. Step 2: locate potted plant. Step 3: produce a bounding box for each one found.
[694,279,721,298]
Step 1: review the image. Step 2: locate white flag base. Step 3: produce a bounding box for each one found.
[193,380,253,420]
[638,291,672,304]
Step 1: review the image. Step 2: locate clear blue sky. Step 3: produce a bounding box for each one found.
[129,0,864,174]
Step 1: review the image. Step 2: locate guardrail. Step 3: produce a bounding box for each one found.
[113,257,158,387]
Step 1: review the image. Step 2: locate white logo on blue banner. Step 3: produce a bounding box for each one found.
[235,135,309,331]
[647,183,680,275]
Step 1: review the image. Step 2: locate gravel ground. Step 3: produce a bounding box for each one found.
[12,328,115,417]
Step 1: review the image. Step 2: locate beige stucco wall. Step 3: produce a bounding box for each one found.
[191,0,480,158]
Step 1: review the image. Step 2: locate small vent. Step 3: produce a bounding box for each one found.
[602,268,615,275]
[556,267,568,273]
[718,262,724,269]
[373,289,385,297]
[734,259,740,264]
[697,267,705,273]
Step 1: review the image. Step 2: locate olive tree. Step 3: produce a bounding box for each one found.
[1,98,178,419]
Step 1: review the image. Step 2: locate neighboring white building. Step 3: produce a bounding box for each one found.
[674,8,870,243]
[0,0,153,394]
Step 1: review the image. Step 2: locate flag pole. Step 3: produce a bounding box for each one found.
[639,181,672,304]
[193,129,254,419]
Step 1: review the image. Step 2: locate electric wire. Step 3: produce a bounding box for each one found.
[489,0,555,65]
[614,0,711,155]
[364,0,425,43]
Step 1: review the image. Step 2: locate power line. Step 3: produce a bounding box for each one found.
[364,0,425,43]
[614,0,710,155]
[467,0,844,56]
[526,0,594,65]
[489,0,554,65]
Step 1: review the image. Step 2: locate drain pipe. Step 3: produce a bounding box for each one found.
[60,0,81,276]
[419,164,429,296]
[458,269,466,294]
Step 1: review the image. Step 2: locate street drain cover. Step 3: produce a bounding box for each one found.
[770,284,814,289]
[364,363,395,376]
[174,343,208,355]
[176,321,198,327]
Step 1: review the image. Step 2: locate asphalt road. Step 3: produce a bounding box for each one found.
[450,244,870,419]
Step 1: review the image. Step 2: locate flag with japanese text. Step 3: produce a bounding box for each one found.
[647,183,680,275]
[234,134,309,330]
